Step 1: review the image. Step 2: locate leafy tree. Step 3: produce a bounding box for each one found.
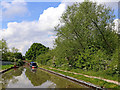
[14,52,22,60]
[53,1,118,73]
[5,49,23,62]
[7,51,14,62]
[25,43,49,60]
[0,40,2,60]
[11,47,19,53]
[1,39,9,61]
[2,39,8,54]
[22,56,25,60]
[55,1,117,55]
[36,49,59,67]
[0,39,23,62]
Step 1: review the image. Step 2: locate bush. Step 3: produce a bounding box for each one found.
[16,59,24,66]
[36,51,52,65]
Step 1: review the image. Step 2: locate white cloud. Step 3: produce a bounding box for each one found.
[113,19,120,34]
[1,3,66,55]
[62,0,119,17]
[92,0,119,2]
[38,3,65,31]
[62,0,119,2]
[1,0,28,18]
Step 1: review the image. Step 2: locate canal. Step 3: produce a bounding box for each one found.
[1,64,87,88]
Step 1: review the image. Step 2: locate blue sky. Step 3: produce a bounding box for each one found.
[2,2,61,29]
[1,0,119,55]
[2,1,119,29]
[1,0,65,55]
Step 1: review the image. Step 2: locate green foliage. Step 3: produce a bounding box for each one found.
[36,50,53,65]
[6,51,14,62]
[16,59,24,66]
[22,56,25,60]
[52,1,118,76]
[37,1,119,79]
[55,1,117,56]
[14,52,22,60]
[75,47,109,71]
[105,48,119,76]
[25,43,49,60]
[0,39,23,62]
[1,39,8,54]
[1,39,9,61]
[11,47,19,53]
[6,51,23,62]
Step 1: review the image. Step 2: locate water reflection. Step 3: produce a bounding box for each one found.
[2,66,84,88]
[25,67,51,86]
[3,68,56,88]
[2,67,23,88]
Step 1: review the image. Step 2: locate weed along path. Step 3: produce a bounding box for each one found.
[48,67,120,86]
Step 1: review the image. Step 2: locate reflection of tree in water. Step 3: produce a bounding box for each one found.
[25,67,83,88]
[25,67,50,86]
[2,67,23,88]
[2,67,83,88]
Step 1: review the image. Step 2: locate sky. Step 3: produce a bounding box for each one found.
[0,0,120,55]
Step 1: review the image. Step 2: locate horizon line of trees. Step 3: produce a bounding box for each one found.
[0,39,23,64]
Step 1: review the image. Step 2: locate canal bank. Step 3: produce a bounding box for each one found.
[0,66,14,74]
[38,66,120,89]
[0,61,14,73]
[39,67,102,89]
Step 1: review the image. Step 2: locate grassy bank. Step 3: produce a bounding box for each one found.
[1,64,14,70]
[39,65,120,88]
[70,69,118,82]
[57,67,118,82]
[39,64,118,82]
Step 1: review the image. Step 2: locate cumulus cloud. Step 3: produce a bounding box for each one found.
[62,0,119,2]
[38,4,65,31]
[1,3,66,55]
[1,0,28,18]
[62,0,119,7]
[113,19,120,34]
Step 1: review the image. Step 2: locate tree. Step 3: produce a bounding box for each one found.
[0,39,23,62]
[1,39,9,61]
[54,1,118,70]
[22,56,25,60]
[2,39,8,54]
[0,40,2,60]
[55,1,117,53]
[25,43,49,60]
[14,52,22,60]
[11,47,19,53]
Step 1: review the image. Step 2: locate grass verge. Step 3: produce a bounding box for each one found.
[70,68,118,82]
[39,65,120,88]
[1,64,14,70]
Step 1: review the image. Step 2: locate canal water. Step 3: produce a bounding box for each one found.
[1,64,86,88]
